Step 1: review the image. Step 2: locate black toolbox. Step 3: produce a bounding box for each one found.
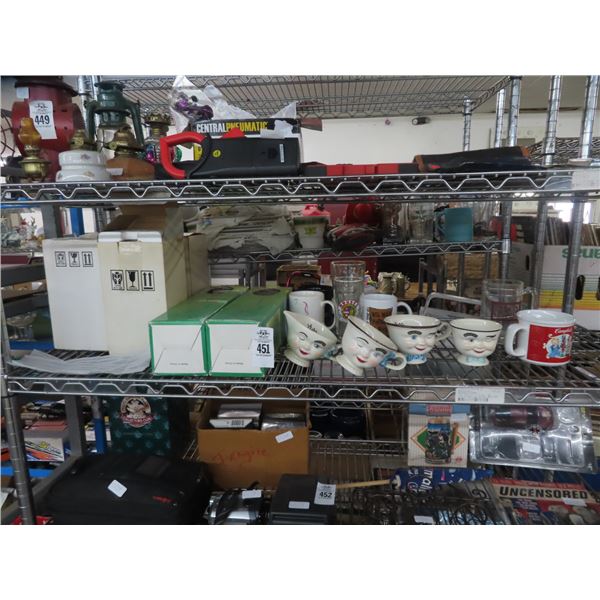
[45,453,212,525]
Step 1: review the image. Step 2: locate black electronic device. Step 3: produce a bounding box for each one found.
[269,474,336,525]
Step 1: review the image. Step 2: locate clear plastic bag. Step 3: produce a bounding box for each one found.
[169,76,297,132]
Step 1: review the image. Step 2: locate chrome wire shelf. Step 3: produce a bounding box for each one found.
[209,240,504,264]
[2,170,593,207]
[6,330,599,406]
[528,137,600,164]
[113,75,512,119]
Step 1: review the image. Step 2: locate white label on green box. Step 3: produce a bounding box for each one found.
[251,327,275,368]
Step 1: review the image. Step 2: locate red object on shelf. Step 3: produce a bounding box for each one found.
[490,216,518,241]
[302,162,420,177]
[12,515,53,525]
[11,77,85,179]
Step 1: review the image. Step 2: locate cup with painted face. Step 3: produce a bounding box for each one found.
[384,314,450,364]
[335,315,407,376]
[284,311,338,368]
[450,318,502,367]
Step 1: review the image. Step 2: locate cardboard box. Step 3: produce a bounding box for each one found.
[149,286,247,375]
[205,287,289,377]
[42,234,108,351]
[185,233,210,296]
[408,404,470,468]
[24,422,68,462]
[196,400,310,489]
[98,208,188,355]
[509,242,600,330]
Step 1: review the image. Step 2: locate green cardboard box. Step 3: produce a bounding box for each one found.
[149,286,247,375]
[106,396,189,457]
[205,287,289,377]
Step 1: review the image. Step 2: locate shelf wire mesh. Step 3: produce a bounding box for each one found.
[112,75,513,118]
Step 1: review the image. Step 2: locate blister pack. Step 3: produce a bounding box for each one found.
[469,406,597,473]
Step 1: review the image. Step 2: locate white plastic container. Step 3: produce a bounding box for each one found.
[293,216,328,250]
[56,150,111,182]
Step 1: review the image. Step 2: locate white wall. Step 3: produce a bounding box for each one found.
[301,110,599,163]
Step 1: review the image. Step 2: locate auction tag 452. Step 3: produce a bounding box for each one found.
[314,482,336,506]
[251,327,274,368]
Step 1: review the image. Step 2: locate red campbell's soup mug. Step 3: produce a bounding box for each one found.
[504,309,576,366]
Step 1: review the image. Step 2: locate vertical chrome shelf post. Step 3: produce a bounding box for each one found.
[1,302,35,524]
[563,75,599,314]
[500,77,522,279]
[530,76,563,306]
[456,98,473,295]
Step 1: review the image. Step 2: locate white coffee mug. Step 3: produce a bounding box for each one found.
[335,315,407,376]
[288,290,335,329]
[384,314,450,364]
[359,293,412,333]
[284,311,338,368]
[450,318,502,367]
[504,309,576,366]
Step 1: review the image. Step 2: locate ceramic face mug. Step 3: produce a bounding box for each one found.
[384,315,450,364]
[450,318,502,366]
[284,311,338,368]
[504,309,576,366]
[288,290,335,329]
[359,293,412,334]
[335,316,407,376]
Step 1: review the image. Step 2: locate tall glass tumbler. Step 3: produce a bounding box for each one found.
[408,202,434,243]
[331,261,366,335]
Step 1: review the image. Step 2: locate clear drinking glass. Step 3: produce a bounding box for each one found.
[331,261,366,335]
[408,202,434,243]
[480,279,536,325]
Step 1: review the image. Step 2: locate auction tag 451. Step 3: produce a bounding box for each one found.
[314,482,336,506]
[251,327,274,368]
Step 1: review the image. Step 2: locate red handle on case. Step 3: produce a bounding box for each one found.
[159,131,207,179]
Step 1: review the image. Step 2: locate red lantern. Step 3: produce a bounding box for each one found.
[11,76,85,179]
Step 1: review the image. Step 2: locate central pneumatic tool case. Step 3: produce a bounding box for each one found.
[45,454,212,524]
[158,131,300,179]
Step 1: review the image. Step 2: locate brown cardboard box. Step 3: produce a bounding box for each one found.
[196,400,310,489]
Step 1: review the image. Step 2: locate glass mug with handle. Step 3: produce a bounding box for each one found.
[288,290,335,329]
[480,279,536,326]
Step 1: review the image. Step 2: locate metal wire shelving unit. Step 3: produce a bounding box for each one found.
[112,75,512,119]
[2,74,600,525]
[2,169,596,206]
[208,240,505,265]
[6,329,600,407]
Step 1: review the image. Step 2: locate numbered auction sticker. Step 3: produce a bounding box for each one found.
[314,482,336,506]
[29,100,57,140]
[251,327,274,368]
[455,386,505,404]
